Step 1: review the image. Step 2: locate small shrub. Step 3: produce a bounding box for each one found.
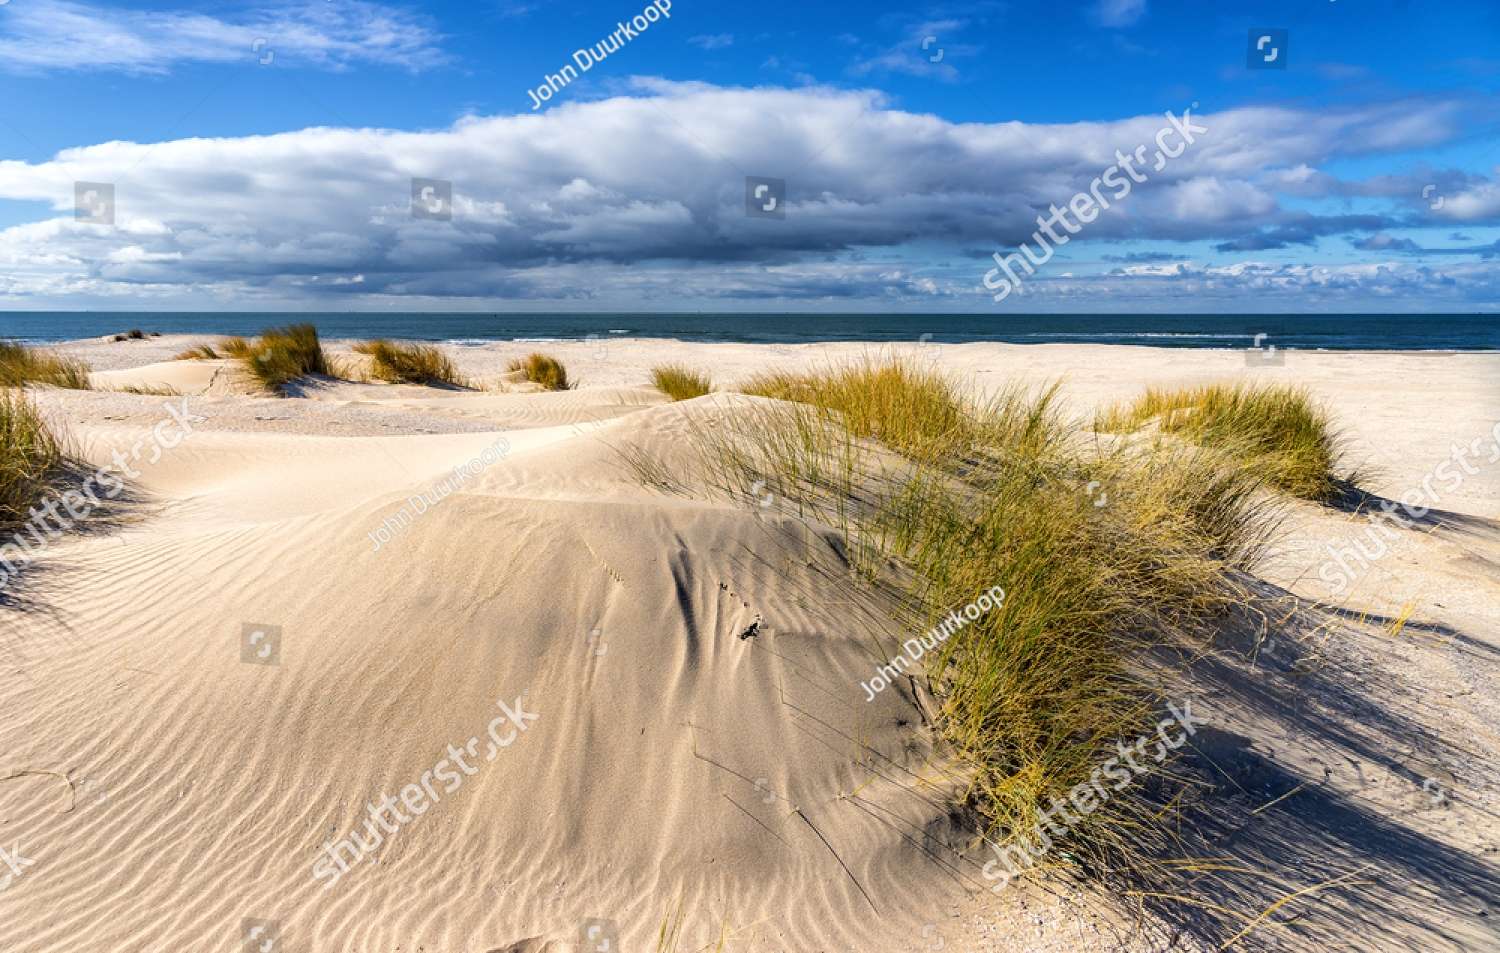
[651,364,713,401]
[1098,382,1344,501]
[507,352,570,391]
[353,340,466,386]
[0,342,92,390]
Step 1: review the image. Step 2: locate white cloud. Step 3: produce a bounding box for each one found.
[849,18,977,82]
[1082,259,1500,308]
[1094,0,1146,28]
[849,47,959,81]
[0,81,1490,308]
[1439,181,1500,221]
[688,34,735,51]
[0,0,447,74]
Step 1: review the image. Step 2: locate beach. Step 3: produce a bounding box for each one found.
[1,334,1497,952]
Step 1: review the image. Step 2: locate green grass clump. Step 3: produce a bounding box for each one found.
[651,364,713,401]
[631,358,1275,888]
[353,339,466,386]
[0,389,65,530]
[0,342,92,390]
[507,352,570,391]
[230,324,333,392]
[1098,382,1343,501]
[173,344,220,361]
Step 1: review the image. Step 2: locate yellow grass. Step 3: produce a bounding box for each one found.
[227,324,333,392]
[0,388,65,530]
[220,337,254,358]
[353,340,467,386]
[508,352,570,391]
[0,341,91,390]
[632,357,1277,889]
[651,364,713,401]
[1098,383,1344,501]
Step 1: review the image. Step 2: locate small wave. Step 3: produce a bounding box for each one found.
[1019,331,1252,340]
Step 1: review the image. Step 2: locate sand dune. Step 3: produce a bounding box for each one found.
[0,392,978,952]
[2,339,1497,952]
[89,358,243,396]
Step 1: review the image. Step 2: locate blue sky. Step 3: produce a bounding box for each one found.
[0,0,1497,311]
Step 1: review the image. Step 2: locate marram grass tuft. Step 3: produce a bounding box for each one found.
[625,357,1278,894]
[1097,382,1344,501]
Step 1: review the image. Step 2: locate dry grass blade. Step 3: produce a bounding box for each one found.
[1217,868,1374,949]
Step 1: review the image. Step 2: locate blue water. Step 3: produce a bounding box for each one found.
[0,312,1495,351]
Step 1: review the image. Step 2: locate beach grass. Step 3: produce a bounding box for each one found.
[651,364,713,401]
[354,339,467,387]
[1097,382,1344,501]
[635,357,1275,886]
[228,324,333,392]
[0,341,92,390]
[743,357,974,463]
[173,344,220,361]
[0,388,65,530]
[508,352,571,391]
[220,337,254,359]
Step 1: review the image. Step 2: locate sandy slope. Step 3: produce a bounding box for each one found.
[1,337,1497,952]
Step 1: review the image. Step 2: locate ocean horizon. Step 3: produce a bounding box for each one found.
[2,312,1496,351]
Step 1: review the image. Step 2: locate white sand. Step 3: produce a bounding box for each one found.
[1,336,1496,952]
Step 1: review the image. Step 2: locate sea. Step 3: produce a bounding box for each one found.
[0,313,1495,351]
